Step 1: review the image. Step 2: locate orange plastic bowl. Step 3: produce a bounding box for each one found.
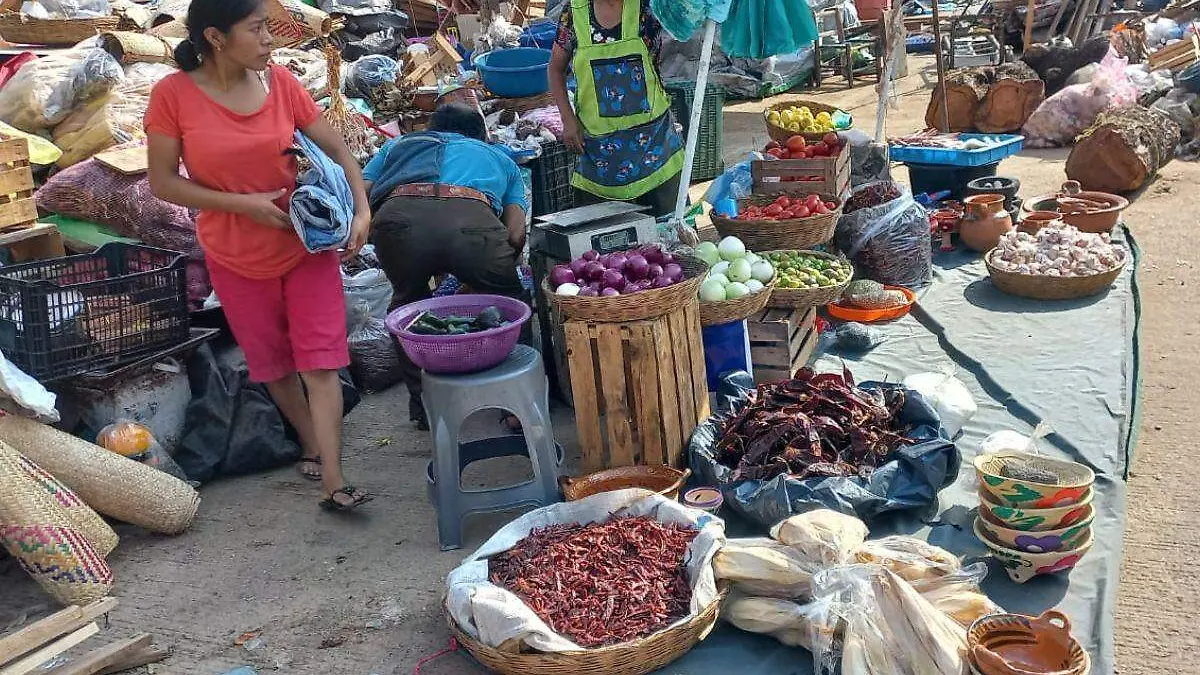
[826,285,915,323]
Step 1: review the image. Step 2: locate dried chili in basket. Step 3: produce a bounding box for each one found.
[488,516,699,648]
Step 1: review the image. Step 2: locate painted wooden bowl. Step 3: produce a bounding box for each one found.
[967,610,1090,675]
[976,510,1093,554]
[977,486,1094,532]
[973,519,1093,584]
[975,452,1094,508]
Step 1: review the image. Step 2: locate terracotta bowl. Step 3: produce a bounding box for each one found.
[1018,211,1063,234]
[975,452,1094,508]
[976,510,1093,554]
[977,486,1094,532]
[1023,192,1129,234]
[967,610,1090,675]
[973,519,1093,584]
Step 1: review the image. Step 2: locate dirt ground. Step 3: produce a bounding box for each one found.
[1,55,1196,674]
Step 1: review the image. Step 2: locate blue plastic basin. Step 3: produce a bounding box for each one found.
[475,47,552,98]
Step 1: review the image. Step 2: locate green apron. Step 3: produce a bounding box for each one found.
[569,0,684,200]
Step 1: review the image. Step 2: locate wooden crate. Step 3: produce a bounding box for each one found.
[564,302,710,472]
[0,136,38,234]
[751,149,851,199]
[749,307,819,383]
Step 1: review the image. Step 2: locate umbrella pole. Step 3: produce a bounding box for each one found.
[672,18,718,228]
[931,0,951,132]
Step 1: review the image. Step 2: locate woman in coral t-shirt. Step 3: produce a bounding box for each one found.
[145,0,373,511]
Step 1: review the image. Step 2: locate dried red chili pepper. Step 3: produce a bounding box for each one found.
[488,516,698,648]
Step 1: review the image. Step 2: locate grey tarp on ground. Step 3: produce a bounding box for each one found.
[660,228,1139,675]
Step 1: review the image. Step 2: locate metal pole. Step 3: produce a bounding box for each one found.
[930,0,951,132]
[672,19,718,228]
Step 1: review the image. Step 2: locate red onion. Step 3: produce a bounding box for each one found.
[582,250,599,262]
[660,253,676,265]
[586,281,602,293]
[647,263,663,280]
[569,258,589,278]
[584,261,606,281]
[607,253,629,272]
[601,287,621,297]
[650,275,674,289]
[663,263,683,282]
[579,286,599,297]
[602,269,626,291]
[549,266,576,289]
[640,245,665,265]
[626,279,651,293]
[625,255,649,280]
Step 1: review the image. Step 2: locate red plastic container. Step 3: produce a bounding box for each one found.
[854,0,891,21]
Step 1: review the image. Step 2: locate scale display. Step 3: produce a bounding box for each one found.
[591,227,639,254]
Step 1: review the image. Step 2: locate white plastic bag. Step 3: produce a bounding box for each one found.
[0,349,58,422]
[901,370,977,438]
[979,421,1053,456]
[342,267,392,322]
[445,489,725,652]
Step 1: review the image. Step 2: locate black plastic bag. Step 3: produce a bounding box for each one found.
[348,317,405,392]
[175,344,361,484]
[688,371,961,530]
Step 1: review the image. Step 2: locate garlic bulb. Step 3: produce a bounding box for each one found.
[992,225,1125,277]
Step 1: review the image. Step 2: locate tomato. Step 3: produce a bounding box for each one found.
[766,147,787,159]
[765,140,782,151]
[824,201,837,210]
[822,132,840,148]
[810,142,829,157]
[764,204,785,217]
[805,194,822,210]
[786,135,807,152]
[794,205,811,218]
[812,203,828,215]
[773,195,789,205]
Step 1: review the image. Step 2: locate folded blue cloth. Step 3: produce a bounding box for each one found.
[290,131,353,254]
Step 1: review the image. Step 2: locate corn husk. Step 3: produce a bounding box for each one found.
[911,563,1003,628]
[770,509,869,567]
[870,568,966,675]
[722,595,828,650]
[853,535,962,583]
[713,537,821,599]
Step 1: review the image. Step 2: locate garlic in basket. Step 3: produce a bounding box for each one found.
[990,225,1125,277]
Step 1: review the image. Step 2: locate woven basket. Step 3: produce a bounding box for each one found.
[0,442,114,605]
[0,415,199,535]
[99,31,180,65]
[560,466,691,501]
[763,100,849,144]
[1,443,118,557]
[542,254,708,322]
[0,13,120,46]
[494,92,555,115]
[763,250,853,309]
[447,592,724,675]
[984,250,1126,300]
[710,195,842,251]
[699,277,777,327]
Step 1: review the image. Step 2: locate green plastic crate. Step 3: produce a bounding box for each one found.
[665,81,726,184]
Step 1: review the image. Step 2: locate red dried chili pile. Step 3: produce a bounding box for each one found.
[489,516,699,648]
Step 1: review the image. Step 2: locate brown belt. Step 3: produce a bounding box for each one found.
[390,183,491,208]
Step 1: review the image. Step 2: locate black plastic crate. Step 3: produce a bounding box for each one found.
[0,243,189,382]
[531,141,577,217]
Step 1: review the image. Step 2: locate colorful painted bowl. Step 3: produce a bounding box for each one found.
[973,519,1092,584]
[975,452,1094,508]
[978,487,1093,532]
[682,487,723,514]
[976,511,1092,554]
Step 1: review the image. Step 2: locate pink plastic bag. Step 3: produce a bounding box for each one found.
[1022,48,1135,148]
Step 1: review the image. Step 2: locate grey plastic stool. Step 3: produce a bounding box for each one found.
[421,344,562,550]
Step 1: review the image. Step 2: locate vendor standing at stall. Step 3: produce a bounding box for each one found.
[548,0,685,216]
[363,103,529,429]
[145,0,374,511]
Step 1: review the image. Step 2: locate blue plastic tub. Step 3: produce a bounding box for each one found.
[889,133,1024,167]
[520,19,558,49]
[475,48,552,98]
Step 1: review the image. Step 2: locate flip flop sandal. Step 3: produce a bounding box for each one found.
[298,456,322,481]
[319,486,374,511]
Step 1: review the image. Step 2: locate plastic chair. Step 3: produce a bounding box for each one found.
[421,344,562,550]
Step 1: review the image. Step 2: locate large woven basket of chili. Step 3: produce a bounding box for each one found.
[444,490,725,675]
[688,367,960,529]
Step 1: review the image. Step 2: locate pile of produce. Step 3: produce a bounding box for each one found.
[550,245,685,297]
[488,516,698,647]
[763,132,845,160]
[768,105,846,135]
[841,280,909,310]
[989,226,1125,277]
[406,306,507,335]
[888,130,1009,150]
[695,237,775,303]
[761,251,852,291]
[715,367,912,482]
[733,193,837,221]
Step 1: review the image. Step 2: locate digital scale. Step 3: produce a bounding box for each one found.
[528,202,662,402]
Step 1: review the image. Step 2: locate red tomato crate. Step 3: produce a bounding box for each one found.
[751,149,851,199]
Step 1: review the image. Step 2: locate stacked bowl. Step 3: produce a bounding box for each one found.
[973,452,1095,583]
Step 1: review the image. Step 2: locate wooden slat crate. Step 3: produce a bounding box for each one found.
[0,136,38,235]
[749,307,819,383]
[751,149,851,199]
[564,301,710,472]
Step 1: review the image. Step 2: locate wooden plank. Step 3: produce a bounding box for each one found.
[650,318,682,464]
[683,301,710,436]
[93,146,148,176]
[564,322,603,471]
[0,166,33,195]
[9,227,65,262]
[0,222,56,247]
[46,634,151,675]
[0,138,29,166]
[0,199,37,230]
[95,645,170,675]
[628,321,663,465]
[1,624,99,675]
[596,323,634,468]
[665,309,696,458]
[0,600,116,667]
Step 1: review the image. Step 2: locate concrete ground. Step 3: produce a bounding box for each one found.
[1,55,1196,674]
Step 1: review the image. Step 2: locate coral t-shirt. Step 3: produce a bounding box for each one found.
[143,65,320,279]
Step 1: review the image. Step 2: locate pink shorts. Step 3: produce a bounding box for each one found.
[207,252,349,383]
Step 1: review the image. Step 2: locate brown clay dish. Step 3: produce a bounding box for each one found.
[1023,192,1129,234]
[967,610,1089,675]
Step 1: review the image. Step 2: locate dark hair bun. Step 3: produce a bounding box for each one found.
[173,39,202,71]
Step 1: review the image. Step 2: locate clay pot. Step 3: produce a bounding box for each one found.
[967,175,1021,211]
[967,611,1089,675]
[1019,211,1064,234]
[960,193,1014,253]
